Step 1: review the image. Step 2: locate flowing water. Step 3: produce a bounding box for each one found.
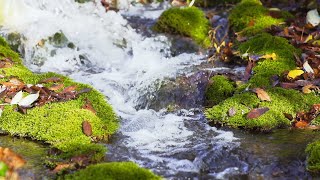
[0,0,318,179]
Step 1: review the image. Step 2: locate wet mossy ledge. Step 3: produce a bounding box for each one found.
[62,162,161,180]
[205,0,320,173]
[0,36,118,160]
[229,0,292,36]
[205,0,319,130]
[153,6,211,48]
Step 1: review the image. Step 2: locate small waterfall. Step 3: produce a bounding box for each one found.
[0,0,240,178]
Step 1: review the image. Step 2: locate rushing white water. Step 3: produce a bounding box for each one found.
[0,0,240,178]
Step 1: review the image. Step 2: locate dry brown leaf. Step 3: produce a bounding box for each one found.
[0,147,25,170]
[253,88,271,101]
[82,120,92,136]
[295,121,309,128]
[302,84,318,93]
[39,77,62,84]
[82,99,96,114]
[52,163,75,173]
[62,85,77,93]
[48,84,64,91]
[247,107,269,119]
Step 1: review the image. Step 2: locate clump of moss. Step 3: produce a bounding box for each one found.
[153,7,211,47]
[63,162,161,180]
[239,33,299,87]
[306,140,320,172]
[229,0,289,35]
[0,36,118,160]
[205,75,235,106]
[205,88,320,131]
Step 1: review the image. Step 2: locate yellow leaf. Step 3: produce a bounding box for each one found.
[304,34,313,43]
[287,69,304,79]
[260,53,277,60]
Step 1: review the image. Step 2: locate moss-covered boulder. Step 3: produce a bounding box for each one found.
[306,140,320,172]
[239,33,299,87]
[205,75,235,106]
[205,1,318,131]
[229,0,291,35]
[205,88,320,131]
[153,7,211,47]
[0,36,118,160]
[63,162,161,179]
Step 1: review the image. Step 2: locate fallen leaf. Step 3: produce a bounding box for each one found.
[244,61,254,81]
[62,86,77,93]
[253,88,271,101]
[306,9,320,27]
[287,69,304,79]
[228,107,236,117]
[295,121,309,128]
[52,163,74,173]
[82,120,92,136]
[18,92,39,107]
[283,113,293,120]
[303,61,314,74]
[10,91,23,105]
[302,84,318,93]
[39,77,62,84]
[77,88,92,95]
[247,107,269,119]
[0,147,25,170]
[260,53,277,60]
[82,99,96,114]
[48,84,64,91]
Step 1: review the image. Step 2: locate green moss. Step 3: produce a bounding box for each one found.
[205,88,320,131]
[238,33,299,87]
[153,7,211,47]
[229,0,286,35]
[205,75,235,106]
[306,140,320,172]
[63,162,161,180]
[0,36,118,160]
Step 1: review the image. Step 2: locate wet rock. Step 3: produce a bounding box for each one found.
[144,64,244,111]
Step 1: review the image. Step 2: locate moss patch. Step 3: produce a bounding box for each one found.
[63,162,161,180]
[306,140,320,172]
[205,75,235,106]
[238,33,299,87]
[229,0,290,36]
[153,7,211,47]
[205,88,320,131]
[0,36,118,160]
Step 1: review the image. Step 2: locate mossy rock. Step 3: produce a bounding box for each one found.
[306,140,320,172]
[63,162,161,180]
[153,7,211,47]
[0,36,118,160]
[205,75,235,106]
[238,33,299,87]
[205,87,320,131]
[229,0,291,35]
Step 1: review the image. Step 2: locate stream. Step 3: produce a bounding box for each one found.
[0,0,319,179]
